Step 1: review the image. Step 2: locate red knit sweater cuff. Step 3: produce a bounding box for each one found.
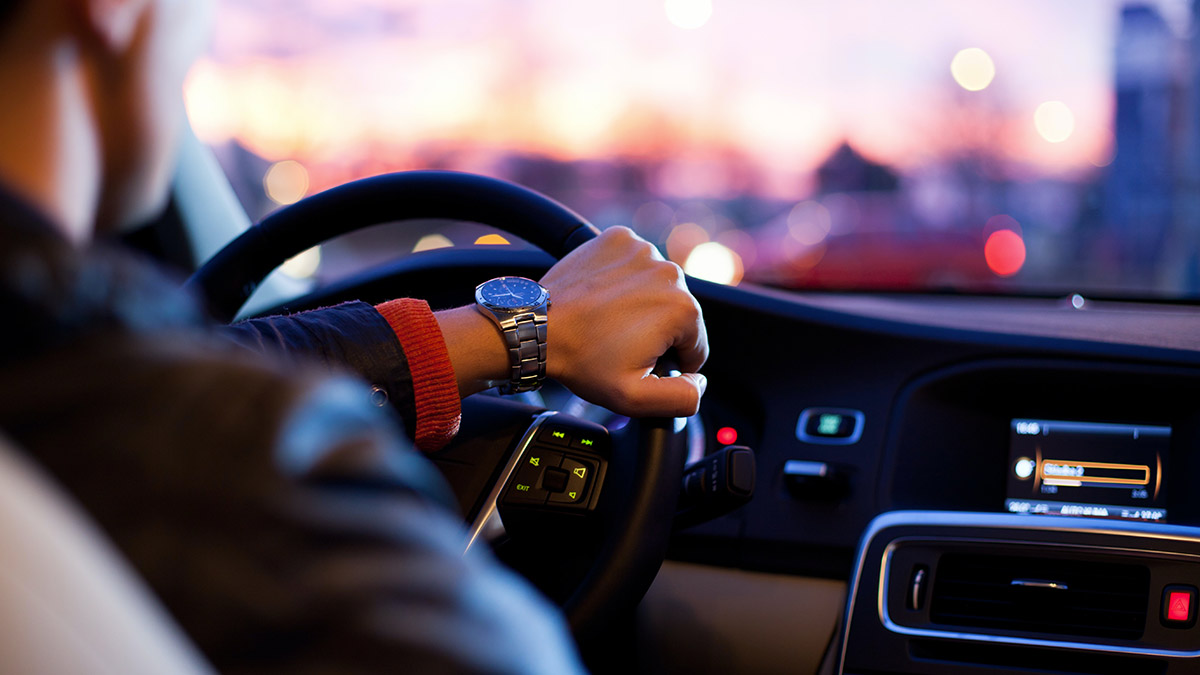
[374,298,461,452]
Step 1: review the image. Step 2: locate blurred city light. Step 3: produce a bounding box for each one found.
[950,48,996,92]
[1034,101,1075,143]
[716,229,757,269]
[280,246,321,279]
[414,234,454,252]
[474,234,512,245]
[264,160,310,205]
[684,242,743,285]
[984,214,1022,238]
[984,230,1025,276]
[787,200,833,246]
[665,222,710,264]
[192,1,1200,298]
[633,201,675,234]
[183,61,234,143]
[665,0,713,29]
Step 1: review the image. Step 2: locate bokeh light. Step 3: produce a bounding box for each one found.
[264,160,310,205]
[716,229,757,269]
[787,200,832,246]
[950,48,996,92]
[665,0,713,30]
[684,241,743,285]
[665,222,710,264]
[1034,101,1075,143]
[280,246,321,279]
[414,234,454,252]
[984,229,1026,276]
[984,214,1022,238]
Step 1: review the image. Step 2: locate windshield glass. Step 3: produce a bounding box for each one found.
[189,0,1194,299]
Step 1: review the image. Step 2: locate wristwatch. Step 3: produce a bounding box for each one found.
[474,276,551,394]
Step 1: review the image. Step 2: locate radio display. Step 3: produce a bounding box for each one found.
[1004,418,1168,523]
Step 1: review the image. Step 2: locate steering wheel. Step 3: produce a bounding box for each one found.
[184,170,687,645]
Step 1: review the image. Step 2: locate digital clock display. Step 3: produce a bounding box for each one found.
[1004,418,1169,523]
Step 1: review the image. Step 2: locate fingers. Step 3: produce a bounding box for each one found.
[616,372,708,419]
[539,225,711,418]
[672,295,709,375]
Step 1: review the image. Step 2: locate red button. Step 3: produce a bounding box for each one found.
[1168,592,1191,622]
[1162,585,1197,627]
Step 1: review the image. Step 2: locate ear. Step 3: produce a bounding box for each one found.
[77,0,151,51]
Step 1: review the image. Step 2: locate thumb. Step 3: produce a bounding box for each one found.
[621,372,707,418]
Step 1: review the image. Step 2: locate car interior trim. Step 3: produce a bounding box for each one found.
[463,410,557,553]
[839,511,1200,672]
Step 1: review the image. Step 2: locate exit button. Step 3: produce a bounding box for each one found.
[1162,585,1197,628]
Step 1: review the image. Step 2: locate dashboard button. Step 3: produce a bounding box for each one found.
[796,408,865,445]
[1162,585,1197,628]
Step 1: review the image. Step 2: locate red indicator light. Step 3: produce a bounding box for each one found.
[716,427,738,445]
[1168,591,1192,622]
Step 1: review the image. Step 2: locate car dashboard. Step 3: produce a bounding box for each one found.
[281,246,1200,675]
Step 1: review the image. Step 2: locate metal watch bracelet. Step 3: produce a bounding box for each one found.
[497,311,547,394]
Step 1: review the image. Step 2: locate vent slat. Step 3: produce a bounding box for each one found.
[929,554,1149,641]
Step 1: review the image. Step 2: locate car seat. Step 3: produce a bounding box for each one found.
[0,432,213,674]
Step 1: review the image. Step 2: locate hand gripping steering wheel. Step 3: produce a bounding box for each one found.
[184,170,687,648]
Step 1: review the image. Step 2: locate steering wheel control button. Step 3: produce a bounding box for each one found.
[548,457,594,507]
[538,427,573,447]
[796,408,865,445]
[542,466,570,493]
[503,450,564,506]
[569,433,603,452]
[1162,585,1197,628]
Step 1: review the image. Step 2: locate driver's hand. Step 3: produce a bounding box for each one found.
[540,226,708,418]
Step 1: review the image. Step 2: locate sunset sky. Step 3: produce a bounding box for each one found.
[185,0,1190,199]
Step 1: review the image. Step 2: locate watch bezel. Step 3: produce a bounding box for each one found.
[474,276,550,314]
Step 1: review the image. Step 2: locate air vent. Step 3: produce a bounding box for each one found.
[930,553,1149,640]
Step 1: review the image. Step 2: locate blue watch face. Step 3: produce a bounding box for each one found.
[479,277,545,309]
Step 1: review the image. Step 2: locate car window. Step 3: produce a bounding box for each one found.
[188,0,1194,299]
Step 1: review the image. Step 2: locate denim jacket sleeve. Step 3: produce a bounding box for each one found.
[218,302,420,436]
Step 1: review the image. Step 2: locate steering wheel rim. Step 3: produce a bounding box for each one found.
[184,170,686,641]
[185,170,601,323]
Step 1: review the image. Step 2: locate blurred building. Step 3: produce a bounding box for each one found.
[1105,4,1179,280]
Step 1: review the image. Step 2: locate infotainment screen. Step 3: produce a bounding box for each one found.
[1004,418,1168,522]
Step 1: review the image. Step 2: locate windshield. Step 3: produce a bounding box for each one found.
[189,0,1195,299]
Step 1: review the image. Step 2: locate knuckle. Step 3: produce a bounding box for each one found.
[605,225,637,243]
[632,238,658,261]
[656,260,684,284]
